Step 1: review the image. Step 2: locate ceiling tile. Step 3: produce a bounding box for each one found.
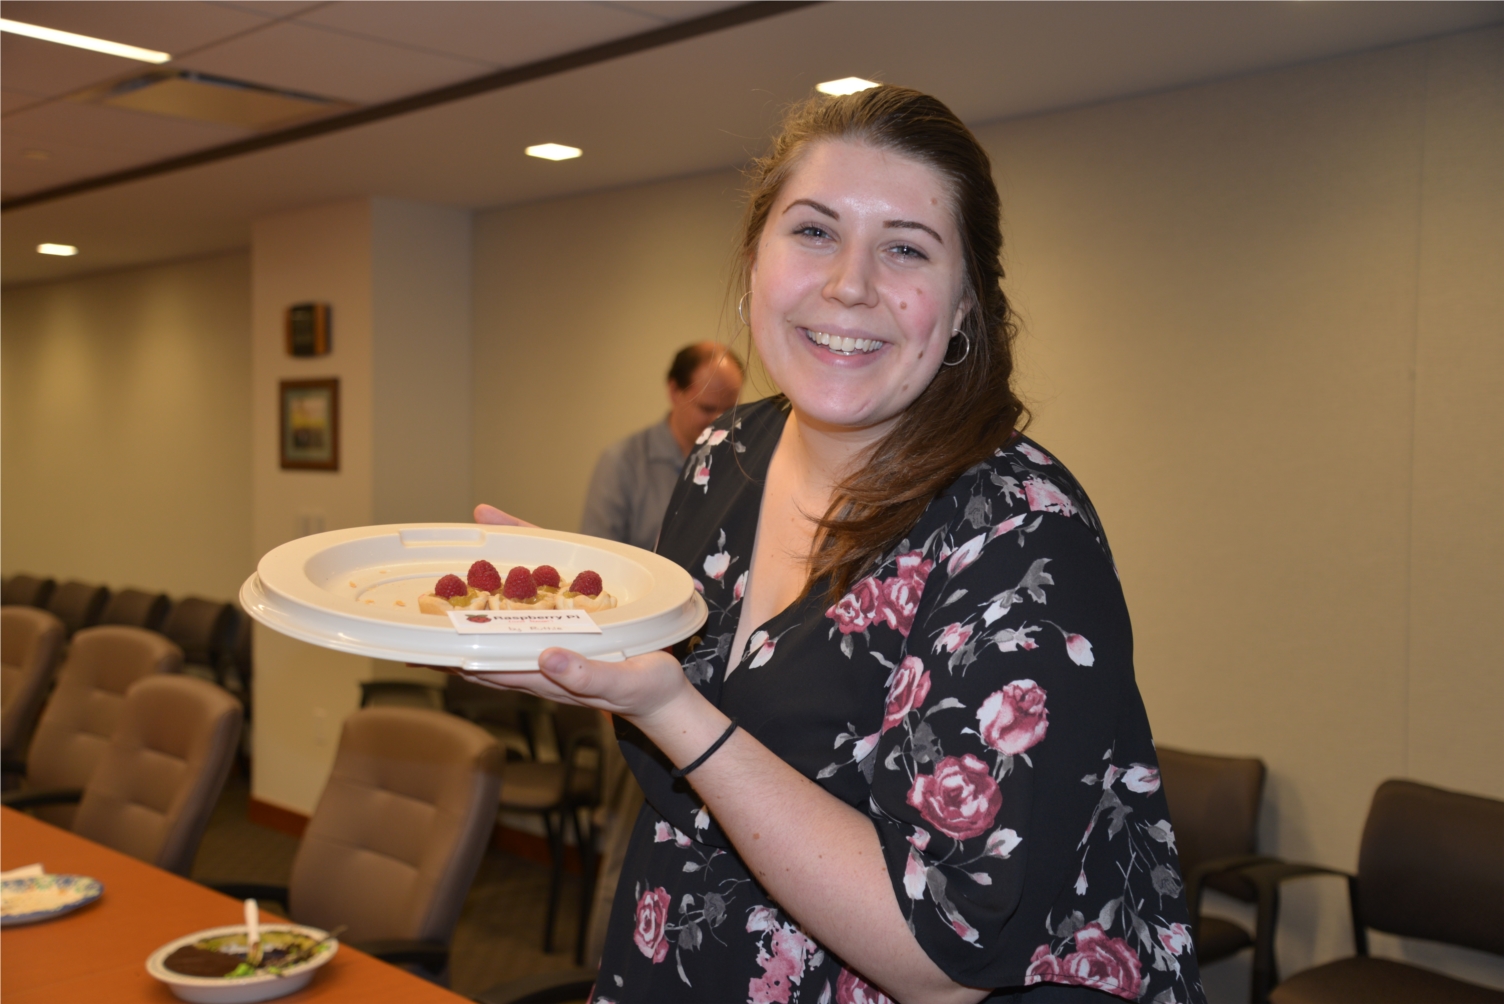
[5,100,251,158]
[210,1,327,16]
[0,33,144,102]
[0,1,271,56]
[175,19,490,103]
[293,1,660,68]
[2,88,46,114]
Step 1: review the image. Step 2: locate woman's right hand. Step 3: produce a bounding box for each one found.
[474,503,539,528]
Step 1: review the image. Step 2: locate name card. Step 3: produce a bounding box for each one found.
[446,609,602,634]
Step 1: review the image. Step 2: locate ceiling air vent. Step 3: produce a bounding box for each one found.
[91,71,353,130]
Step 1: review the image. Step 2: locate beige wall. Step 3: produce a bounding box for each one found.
[1,252,253,599]
[471,169,752,530]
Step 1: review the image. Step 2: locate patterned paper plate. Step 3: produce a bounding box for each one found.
[242,523,707,671]
[0,873,104,926]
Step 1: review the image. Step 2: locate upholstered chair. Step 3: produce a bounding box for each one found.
[1,606,66,761]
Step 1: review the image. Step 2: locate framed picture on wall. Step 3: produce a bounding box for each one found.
[279,378,339,471]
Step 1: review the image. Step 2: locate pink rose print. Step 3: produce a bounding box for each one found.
[694,426,714,446]
[903,849,927,900]
[851,731,879,765]
[826,576,882,634]
[633,886,671,963]
[907,825,931,850]
[1016,442,1053,465]
[706,428,729,447]
[983,827,1021,858]
[877,551,934,637]
[1025,944,1067,984]
[703,551,731,580]
[692,578,705,594]
[653,821,674,843]
[748,923,819,1004]
[1064,633,1094,666]
[692,463,711,487]
[906,753,1003,841]
[976,679,1049,755]
[1123,764,1160,793]
[1158,922,1192,956]
[881,656,931,733]
[1075,868,1089,895]
[835,967,896,1004]
[946,534,985,577]
[1060,923,1144,999]
[987,513,1028,542]
[933,621,973,654]
[1023,476,1077,516]
[733,571,747,602]
[747,630,778,668]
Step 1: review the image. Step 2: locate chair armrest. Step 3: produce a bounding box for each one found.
[348,938,448,976]
[208,883,291,914]
[1183,853,1282,945]
[1229,860,1360,1003]
[1,787,83,809]
[471,967,597,1004]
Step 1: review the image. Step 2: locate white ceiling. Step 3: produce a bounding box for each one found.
[4,0,1501,286]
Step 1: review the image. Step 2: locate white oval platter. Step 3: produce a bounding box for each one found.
[145,923,337,1003]
[241,523,707,672]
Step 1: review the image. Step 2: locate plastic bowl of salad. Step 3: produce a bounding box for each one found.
[145,924,338,1003]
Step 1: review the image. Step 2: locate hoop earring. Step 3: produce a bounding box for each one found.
[736,291,751,327]
[942,330,970,367]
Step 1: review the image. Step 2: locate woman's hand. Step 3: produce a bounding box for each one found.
[474,503,538,528]
[452,648,696,728]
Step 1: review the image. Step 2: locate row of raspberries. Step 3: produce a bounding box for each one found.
[433,560,602,601]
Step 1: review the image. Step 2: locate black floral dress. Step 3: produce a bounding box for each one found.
[594,398,1205,1004]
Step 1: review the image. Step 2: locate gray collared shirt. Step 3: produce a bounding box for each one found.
[579,419,685,551]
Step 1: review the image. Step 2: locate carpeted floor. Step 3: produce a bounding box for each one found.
[189,773,586,1000]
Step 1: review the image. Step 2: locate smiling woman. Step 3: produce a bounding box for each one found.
[469,86,1205,1004]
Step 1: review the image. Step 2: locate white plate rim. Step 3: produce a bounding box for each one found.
[242,523,708,671]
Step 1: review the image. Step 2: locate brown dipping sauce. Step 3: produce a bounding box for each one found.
[164,944,243,977]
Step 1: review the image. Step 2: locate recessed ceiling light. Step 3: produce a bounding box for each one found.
[817,77,880,97]
[525,143,582,162]
[0,18,170,63]
[37,244,78,257]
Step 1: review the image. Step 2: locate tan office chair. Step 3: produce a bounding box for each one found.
[99,588,171,632]
[45,581,111,638]
[1,574,56,609]
[159,597,237,686]
[67,675,242,875]
[2,626,182,827]
[1158,746,1276,1000]
[499,703,608,956]
[1264,780,1504,1004]
[217,707,503,981]
[1,607,66,763]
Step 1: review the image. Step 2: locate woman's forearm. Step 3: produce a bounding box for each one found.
[631,690,989,1004]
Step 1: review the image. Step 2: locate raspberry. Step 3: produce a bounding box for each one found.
[570,570,603,597]
[533,565,561,589]
[467,560,501,592]
[504,566,537,601]
[434,574,467,599]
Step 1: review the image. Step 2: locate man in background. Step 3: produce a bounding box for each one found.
[580,342,744,550]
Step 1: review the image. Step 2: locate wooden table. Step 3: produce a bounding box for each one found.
[1,807,470,1003]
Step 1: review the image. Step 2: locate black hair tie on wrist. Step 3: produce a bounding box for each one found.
[671,719,739,778]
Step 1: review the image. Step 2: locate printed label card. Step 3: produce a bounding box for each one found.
[446,609,603,634]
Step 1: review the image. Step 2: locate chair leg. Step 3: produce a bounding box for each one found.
[574,807,598,965]
[542,811,565,953]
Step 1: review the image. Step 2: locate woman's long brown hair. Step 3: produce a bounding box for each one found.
[734,86,1028,601]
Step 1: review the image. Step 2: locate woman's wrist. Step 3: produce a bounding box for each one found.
[627,684,732,772]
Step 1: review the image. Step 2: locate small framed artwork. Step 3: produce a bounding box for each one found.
[280,378,339,471]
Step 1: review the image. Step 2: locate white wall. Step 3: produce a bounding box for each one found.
[1,251,253,599]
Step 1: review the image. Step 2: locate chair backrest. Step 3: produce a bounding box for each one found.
[1357,779,1504,956]
[1157,745,1266,900]
[2,575,56,609]
[45,582,111,637]
[99,589,171,632]
[25,626,183,828]
[288,707,503,944]
[159,598,237,669]
[72,675,242,875]
[1,607,66,758]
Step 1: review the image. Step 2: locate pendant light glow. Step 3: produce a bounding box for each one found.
[816,77,880,96]
[525,143,582,162]
[0,18,170,63]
